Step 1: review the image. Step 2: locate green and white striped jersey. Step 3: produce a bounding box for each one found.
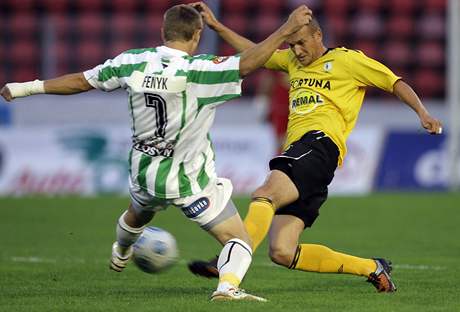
[83,46,242,199]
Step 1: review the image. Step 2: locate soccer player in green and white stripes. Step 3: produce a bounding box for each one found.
[1,4,312,301]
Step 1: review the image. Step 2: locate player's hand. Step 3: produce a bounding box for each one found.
[190,2,220,30]
[0,85,13,102]
[282,5,313,36]
[420,112,443,135]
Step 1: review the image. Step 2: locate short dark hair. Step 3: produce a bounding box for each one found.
[308,17,321,34]
[163,5,203,42]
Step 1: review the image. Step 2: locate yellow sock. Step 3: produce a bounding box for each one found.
[290,244,377,277]
[219,273,241,288]
[243,197,275,252]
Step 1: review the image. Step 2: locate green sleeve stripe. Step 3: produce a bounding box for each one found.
[178,162,193,197]
[183,54,216,62]
[98,62,147,82]
[197,93,240,107]
[154,158,173,196]
[187,70,240,84]
[197,153,209,190]
[128,149,133,175]
[137,153,153,190]
[175,69,187,77]
[124,48,157,55]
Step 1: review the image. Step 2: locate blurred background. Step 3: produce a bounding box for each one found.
[0,0,458,196]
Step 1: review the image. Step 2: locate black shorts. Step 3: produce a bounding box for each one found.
[269,131,339,228]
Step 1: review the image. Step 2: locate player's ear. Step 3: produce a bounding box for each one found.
[192,27,203,43]
[314,30,322,43]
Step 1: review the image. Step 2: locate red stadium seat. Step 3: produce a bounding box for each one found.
[143,14,164,47]
[111,40,137,56]
[417,13,445,39]
[145,0,170,14]
[8,13,38,38]
[76,14,105,39]
[221,0,250,14]
[257,0,284,14]
[425,0,447,12]
[12,67,40,82]
[113,0,138,13]
[111,14,137,39]
[357,0,384,12]
[414,69,444,98]
[219,43,237,56]
[76,0,103,12]
[389,0,418,14]
[10,40,39,70]
[255,14,282,40]
[326,14,349,43]
[5,0,34,11]
[385,15,415,39]
[351,12,383,38]
[417,41,444,67]
[324,0,349,15]
[77,40,105,68]
[353,40,378,59]
[289,0,321,10]
[383,41,411,66]
[42,0,69,13]
[221,14,249,36]
[52,42,72,74]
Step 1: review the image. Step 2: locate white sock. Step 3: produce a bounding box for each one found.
[116,211,145,255]
[216,238,253,292]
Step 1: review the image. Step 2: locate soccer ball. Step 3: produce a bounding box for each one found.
[132,226,178,273]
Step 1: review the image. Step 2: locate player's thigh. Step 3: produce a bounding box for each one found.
[253,169,300,209]
[269,214,304,256]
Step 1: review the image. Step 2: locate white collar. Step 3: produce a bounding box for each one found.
[157,45,189,57]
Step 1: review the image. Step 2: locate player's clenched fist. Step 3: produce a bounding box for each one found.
[190,2,219,30]
[281,5,313,36]
[0,85,12,102]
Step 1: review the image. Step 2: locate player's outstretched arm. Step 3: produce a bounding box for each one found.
[238,5,312,77]
[191,2,255,52]
[1,72,93,102]
[393,80,443,135]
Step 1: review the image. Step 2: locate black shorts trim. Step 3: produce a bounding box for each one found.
[270,131,339,228]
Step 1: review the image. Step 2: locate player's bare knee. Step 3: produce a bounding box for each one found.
[251,187,281,209]
[269,245,294,267]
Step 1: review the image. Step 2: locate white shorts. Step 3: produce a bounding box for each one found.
[129,177,236,230]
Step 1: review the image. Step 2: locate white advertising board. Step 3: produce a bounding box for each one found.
[0,125,277,195]
[0,125,381,196]
[329,126,384,195]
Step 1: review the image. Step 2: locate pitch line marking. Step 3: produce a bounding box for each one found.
[7,256,447,271]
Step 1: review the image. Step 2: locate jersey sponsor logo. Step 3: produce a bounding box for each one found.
[290,90,324,115]
[324,61,333,72]
[212,56,229,64]
[181,197,210,218]
[133,137,176,158]
[290,78,331,90]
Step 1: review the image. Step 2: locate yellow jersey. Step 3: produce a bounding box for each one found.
[265,47,401,165]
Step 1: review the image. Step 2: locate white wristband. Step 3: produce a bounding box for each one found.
[6,80,45,99]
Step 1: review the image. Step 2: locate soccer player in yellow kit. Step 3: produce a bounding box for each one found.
[189,2,442,292]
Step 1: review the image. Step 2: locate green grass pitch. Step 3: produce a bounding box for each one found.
[0,193,459,311]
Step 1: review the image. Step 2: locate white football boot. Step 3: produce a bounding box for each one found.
[210,288,267,302]
[110,242,133,272]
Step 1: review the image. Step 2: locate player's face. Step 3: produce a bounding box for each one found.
[287,26,322,66]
